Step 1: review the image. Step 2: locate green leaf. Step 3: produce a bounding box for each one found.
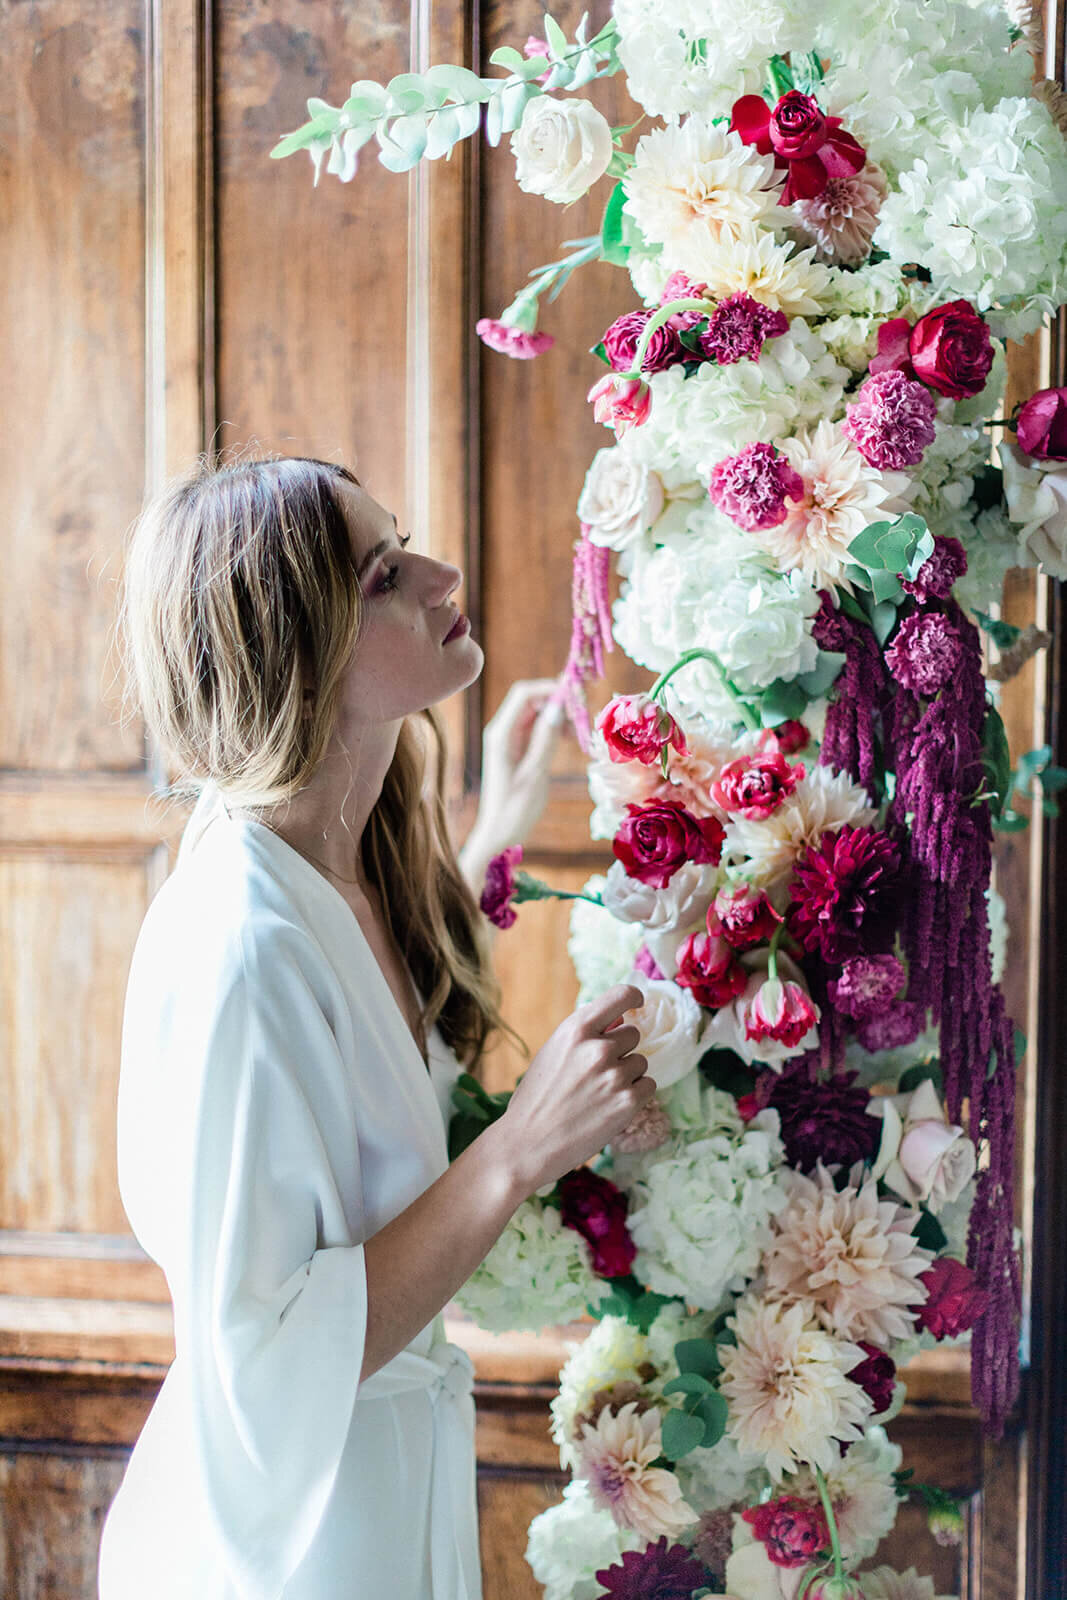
[980,705,1012,818]
[673,1337,722,1380]
[1016,744,1052,786]
[485,92,504,146]
[913,1207,947,1253]
[543,13,569,58]
[758,677,809,727]
[385,73,433,113]
[343,80,390,118]
[898,1060,942,1095]
[797,650,846,698]
[993,810,1030,833]
[1014,1026,1028,1066]
[660,1408,706,1461]
[599,181,630,266]
[871,600,899,647]
[500,78,539,133]
[424,106,462,160]
[424,63,491,101]
[590,340,610,365]
[1043,796,1062,818]
[488,45,526,70]
[589,1275,678,1332]
[697,1047,757,1097]
[1039,765,1067,793]
[868,568,903,605]
[838,590,873,629]
[662,1372,713,1398]
[695,1388,728,1448]
[848,512,931,578]
[518,54,551,79]
[270,112,340,160]
[973,609,1023,653]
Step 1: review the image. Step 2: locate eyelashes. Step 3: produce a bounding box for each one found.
[376,532,411,594]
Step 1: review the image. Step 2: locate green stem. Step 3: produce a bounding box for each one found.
[767,53,795,99]
[814,1467,845,1582]
[767,921,785,984]
[649,648,761,733]
[621,296,717,378]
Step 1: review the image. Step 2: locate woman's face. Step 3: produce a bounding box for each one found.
[332,479,484,728]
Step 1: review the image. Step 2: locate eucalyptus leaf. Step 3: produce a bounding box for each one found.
[674,1338,722,1380]
[1040,765,1067,793]
[660,1408,706,1461]
[569,51,601,88]
[500,78,539,133]
[695,1388,727,1448]
[758,677,809,727]
[797,650,846,698]
[543,13,569,58]
[385,73,433,113]
[271,114,340,159]
[485,92,504,146]
[488,45,527,71]
[662,1373,713,1398]
[868,568,903,605]
[871,601,899,647]
[600,181,629,266]
[382,111,429,162]
[518,54,551,79]
[424,106,461,160]
[344,80,390,118]
[543,59,576,89]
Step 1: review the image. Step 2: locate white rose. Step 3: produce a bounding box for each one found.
[511,96,614,205]
[870,1079,977,1212]
[600,859,719,934]
[1000,439,1067,579]
[577,448,664,551]
[623,978,706,1091]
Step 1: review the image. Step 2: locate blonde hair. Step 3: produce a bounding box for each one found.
[117,453,506,1067]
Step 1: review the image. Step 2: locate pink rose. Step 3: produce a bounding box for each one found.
[613,799,725,889]
[742,1496,830,1569]
[868,315,913,379]
[908,300,994,399]
[475,317,554,360]
[714,884,782,949]
[897,1117,975,1208]
[601,310,685,374]
[596,693,688,767]
[1016,386,1067,460]
[521,34,552,84]
[479,846,523,928]
[711,752,803,819]
[675,923,747,1010]
[588,373,652,437]
[558,1168,636,1277]
[916,1256,989,1340]
[743,976,819,1047]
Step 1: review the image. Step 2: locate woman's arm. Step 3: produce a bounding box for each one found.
[358,983,652,1379]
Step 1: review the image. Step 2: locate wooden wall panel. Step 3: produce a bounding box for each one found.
[0,1450,127,1600]
[0,0,146,773]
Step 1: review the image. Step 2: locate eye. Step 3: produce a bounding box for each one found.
[375,533,411,594]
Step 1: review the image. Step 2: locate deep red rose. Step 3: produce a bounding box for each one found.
[908,300,994,399]
[602,310,685,375]
[847,1341,897,1415]
[730,90,866,204]
[742,1495,830,1568]
[711,751,803,819]
[613,799,724,889]
[1016,386,1067,460]
[674,922,747,1010]
[714,883,782,949]
[558,1168,636,1278]
[916,1256,990,1339]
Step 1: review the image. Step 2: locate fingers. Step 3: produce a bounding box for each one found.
[603,1023,642,1059]
[616,1050,648,1085]
[580,983,645,1033]
[485,679,561,742]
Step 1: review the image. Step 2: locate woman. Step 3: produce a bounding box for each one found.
[97,456,653,1600]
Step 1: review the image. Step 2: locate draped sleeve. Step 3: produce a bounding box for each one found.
[117,907,371,1600]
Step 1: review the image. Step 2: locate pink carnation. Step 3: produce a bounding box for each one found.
[709,441,804,532]
[596,694,688,767]
[700,292,789,364]
[711,751,804,819]
[475,317,554,359]
[900,535,967,602]
[842,370,937,471]
[885,611,964,697]
[828,954,906,1021]
[588,373,652,437]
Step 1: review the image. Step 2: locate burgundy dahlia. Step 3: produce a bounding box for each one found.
[901,535,968,602]
[709,441,804,531]
[765,1061,881,1171]
[847,1341,898,1416]
[828,953,906,1022]
[700,291,789,364]
[602,309,685,375]
[595,1537,711,1599]
[558,1168,636,1278]
[842,369,937,470]
[789,824,903,963]
[886,610,965,698]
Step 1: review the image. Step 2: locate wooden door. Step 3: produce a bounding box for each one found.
[0,1,1062,1594]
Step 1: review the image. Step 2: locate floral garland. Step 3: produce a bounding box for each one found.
[277,4,1067,1595]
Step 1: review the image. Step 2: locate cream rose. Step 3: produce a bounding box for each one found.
[870,1079,977,1213]
[1000,439,1067,579]
[577,448,664,551]
[511,96,614,205]
[622,977,706,1091]
[600,859,720,934]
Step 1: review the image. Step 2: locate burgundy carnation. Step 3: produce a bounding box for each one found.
[675,922,748,1009]
[789,824,902,963]
[700,292,789,364]
[711,751,804,818]
[731,90,866,204]
[765,1062,881,1171]
[901,535,968,602]
[916,1257,991,1340]
[1016,385,1067,459]
[847,1341,897,1415]
[842,370,937,470]
[479,846,523,929]
[595,1537,712,1600]
[709,441,804,532]
[854,1000,927,1053]
[828,954,906,1021]
[743,1495,830,1568]
[613,799,725,889]
[558,1168,636,1278]
[885,611,964,697]
[602,309,685,375]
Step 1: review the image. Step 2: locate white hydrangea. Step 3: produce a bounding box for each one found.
[551,1315,652,1466]
[789,1426,903,1563]
[627,245,672,307]
[955,502,1021,613]
[618,320,849,487]
[568,878,645,1001]
[905,419,993,543]
[818,259,932,320]
[622,1102,787,1308]
[988,883,1008,986]
[456,1200,609,1332]
[677,1430,767,1515]
[612,0,809,119]
[525,1478,642,1600]
[875,97,1067,309]
[643,1297,715,1371]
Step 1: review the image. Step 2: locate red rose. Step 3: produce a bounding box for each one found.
[714,883,782,949]
[613,799,724,889]
[916,1257,990,1340]
[602,310,685,375]
[730,90,866,204]
[558,1168,636,1278]
[908,300,994,399]
[675,922,747,1009]
[1016,386,1067,460]
[743,1496,830,1569]
[711,751,803,819]
[596,693,688,767]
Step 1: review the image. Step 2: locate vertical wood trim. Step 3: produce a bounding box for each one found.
[145,0,215,493]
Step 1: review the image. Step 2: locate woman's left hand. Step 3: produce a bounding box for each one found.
[459,677,566,895]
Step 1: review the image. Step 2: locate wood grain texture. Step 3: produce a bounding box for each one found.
[0,1451,126,1600]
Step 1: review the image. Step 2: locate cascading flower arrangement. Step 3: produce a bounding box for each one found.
[275,4,1067,1595]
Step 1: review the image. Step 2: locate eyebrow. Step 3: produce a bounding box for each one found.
[356,514,400,579]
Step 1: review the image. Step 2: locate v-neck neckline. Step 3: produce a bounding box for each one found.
[217,801,431,1072]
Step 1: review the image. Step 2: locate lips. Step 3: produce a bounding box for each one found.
[443,611,470,644]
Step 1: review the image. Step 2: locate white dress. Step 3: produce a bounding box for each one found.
[97,782,482,1600]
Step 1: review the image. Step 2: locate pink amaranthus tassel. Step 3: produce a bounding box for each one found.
[555,524,614,751]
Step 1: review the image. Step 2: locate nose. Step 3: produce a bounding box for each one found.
[424,555,462,604]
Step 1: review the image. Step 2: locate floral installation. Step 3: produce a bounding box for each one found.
[275,2,1067,1595]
